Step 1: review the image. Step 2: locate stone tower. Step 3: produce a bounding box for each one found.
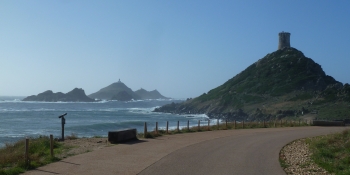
[278,31,291,50]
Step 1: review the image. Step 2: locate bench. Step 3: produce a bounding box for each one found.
[108,128,137,143]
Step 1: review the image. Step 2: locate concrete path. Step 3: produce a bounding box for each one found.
[23,126,348,175]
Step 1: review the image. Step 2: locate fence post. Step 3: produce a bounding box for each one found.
[177,121,180,132]
[198,120,200,131]
[242,120,244,129]
[166,121,169,134]
[50,135,54,157]
[207,120,210,131]
[144,122,147,138]
[25,138,29,166]
[217,119,219,130]
[274,120,276,127]
[280,120,282,127]
[155,122,158,135]
[234,120,236,129]
[299,119,301,126]
[187,120,190,131]
[225,120,227,130]
[263,120,265,128]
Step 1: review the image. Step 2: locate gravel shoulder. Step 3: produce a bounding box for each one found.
[280,138,331,175]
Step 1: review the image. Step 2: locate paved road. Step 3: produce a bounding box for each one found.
[24,126,348,175]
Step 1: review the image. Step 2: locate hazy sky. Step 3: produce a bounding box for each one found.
[1,1,350,98]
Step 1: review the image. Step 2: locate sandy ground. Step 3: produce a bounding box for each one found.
[56,138,109,159]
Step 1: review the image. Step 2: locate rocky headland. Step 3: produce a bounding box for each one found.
[154,47,350,121]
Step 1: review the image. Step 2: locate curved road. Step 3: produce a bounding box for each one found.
[24,126,348,175]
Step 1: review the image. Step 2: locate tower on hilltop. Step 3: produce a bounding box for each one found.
[278,31,291,50]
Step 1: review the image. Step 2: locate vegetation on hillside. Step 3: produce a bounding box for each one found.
[155,48,350,121]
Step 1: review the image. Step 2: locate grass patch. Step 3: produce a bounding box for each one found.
[65,133,78,140]
[0,136,64,175]
[92,135,104,138]
[279,154,289,169]
[307,129,350,174]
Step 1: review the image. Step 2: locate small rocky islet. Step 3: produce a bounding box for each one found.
[22,80,169,102]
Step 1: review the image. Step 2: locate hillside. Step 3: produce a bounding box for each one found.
[154,48,350,121]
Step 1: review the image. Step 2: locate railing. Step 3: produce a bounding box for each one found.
[142,119,313,138]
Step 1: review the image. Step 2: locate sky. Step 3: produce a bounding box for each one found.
[1,1,350,99]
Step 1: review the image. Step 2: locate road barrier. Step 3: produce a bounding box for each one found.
[141,119,315,138]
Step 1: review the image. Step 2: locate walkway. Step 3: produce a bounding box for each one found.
[23,126,347,175]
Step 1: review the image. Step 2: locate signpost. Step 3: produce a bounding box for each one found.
[58,113,67,141]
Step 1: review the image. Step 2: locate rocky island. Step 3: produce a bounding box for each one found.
[22,80,169,102]
[22,88,95,102]
[88,79,169,101]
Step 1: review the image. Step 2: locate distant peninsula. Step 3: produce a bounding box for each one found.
[88,79,169,101]
[22,88,95,102]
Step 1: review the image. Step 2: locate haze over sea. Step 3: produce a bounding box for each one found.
[0,96,210,148]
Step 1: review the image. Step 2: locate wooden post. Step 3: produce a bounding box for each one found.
[155,122,158,135]
[280,120,282,127]
[234,120,236,129]
[217,119,219,130]
[274,120,276,127]
[242,120,244,129]
[50,135,54,157]
[263,120,265,128]
[25,138,29,165]
[177,121,179,132]
[198,120,200,131]
[207,120,210,131]
[144,122,147,138]
[225,120,227,130]
[166,121,169,134]
[187,120,190,131]
[299,119,301,126]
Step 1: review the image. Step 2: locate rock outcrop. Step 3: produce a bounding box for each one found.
[22,88,95,102]
[88,80,169,100]
[111,91,133,101]
[89,80,137,100]
[134,88,169,100]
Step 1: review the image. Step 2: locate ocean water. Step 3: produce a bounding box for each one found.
[0,97,212,148]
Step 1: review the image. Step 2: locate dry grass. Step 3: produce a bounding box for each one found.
[0,136,63,175]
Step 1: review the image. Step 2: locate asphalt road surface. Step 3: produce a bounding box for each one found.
[24,126,348,175]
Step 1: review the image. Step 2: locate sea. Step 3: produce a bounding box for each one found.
[0,96,211,148]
